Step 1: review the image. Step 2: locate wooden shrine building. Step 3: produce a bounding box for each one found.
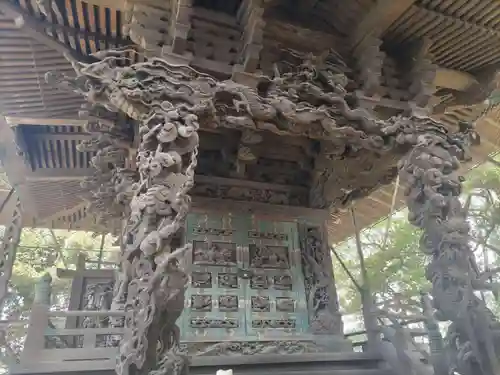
[1,1,500,375]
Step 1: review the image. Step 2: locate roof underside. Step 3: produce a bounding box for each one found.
[1,0,500,242]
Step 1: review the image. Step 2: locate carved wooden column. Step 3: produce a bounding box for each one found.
[397,119,499,375]
[300,223,351,351]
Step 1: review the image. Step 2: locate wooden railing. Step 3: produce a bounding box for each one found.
[11,274,125,374]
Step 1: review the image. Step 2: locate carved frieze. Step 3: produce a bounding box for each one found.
[249,244,289,269]
[191,182,307,206]
[251,296,270,312]
[273,275,293,290]
[193,241,237,266]
[192,272,212,288]
[252,319,296,329]
[218,295,238,312]
[190,317,239,329]
[248,230,288,241]
[193,227,234,236]
[183,340,320,356]
[276,297,295,312]
[191,295,212,311]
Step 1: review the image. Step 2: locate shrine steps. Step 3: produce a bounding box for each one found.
[190,352,392,375]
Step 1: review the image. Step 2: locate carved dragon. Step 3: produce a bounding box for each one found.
[45,45,489,375]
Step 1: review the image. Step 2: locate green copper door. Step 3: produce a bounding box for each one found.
[181,212,309,341]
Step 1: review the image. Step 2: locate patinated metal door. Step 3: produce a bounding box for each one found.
[243,218,308,338]
[181,212,308,341]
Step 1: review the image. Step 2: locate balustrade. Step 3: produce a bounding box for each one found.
[11,274,125,374]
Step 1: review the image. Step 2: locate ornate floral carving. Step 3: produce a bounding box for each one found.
[191,183,307,206]
[190,317,239,329]
[218,273,238,289]
[193,227,234,236]
[249,244,289,269]
[184,340,320,356]
[248,231,288,241]
[252,319,296,329]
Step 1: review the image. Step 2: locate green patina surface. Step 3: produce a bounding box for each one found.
[181,212,309,341]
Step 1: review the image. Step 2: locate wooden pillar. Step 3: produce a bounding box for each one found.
[20,274,52,366]
[64,253,87,332]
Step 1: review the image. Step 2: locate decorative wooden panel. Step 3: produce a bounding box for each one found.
[182,212,247,340]
[244,218,308,338]
[181,212,309,341]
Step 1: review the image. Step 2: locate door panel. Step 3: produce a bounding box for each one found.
[182,212,248,340]
[181,212,309,341]
[244,218,309,338]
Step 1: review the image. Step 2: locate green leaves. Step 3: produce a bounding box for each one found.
[334,160,500,323]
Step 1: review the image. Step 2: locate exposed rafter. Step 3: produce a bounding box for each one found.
[351,0,416,48]
[434,68,478,91]
[0,1,94,63]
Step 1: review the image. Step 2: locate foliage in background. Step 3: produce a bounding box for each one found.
[334,158,500,330]
[0,228,117,370]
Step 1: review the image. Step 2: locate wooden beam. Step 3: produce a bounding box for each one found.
[351,0,416,48]
[194,175,307,194]
[434,68,478,91]
[0,116,38,217]
[5,117,87,127]
[25,168,94,181]
[41,202,88,226]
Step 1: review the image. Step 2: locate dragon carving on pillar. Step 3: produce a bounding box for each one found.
[396,119,500,375]
[46,47,494,375]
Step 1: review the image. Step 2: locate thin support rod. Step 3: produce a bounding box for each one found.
[97,233,106,269]
[0,189,14,216]
[331,246,363,292]
[351,207,379,353]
